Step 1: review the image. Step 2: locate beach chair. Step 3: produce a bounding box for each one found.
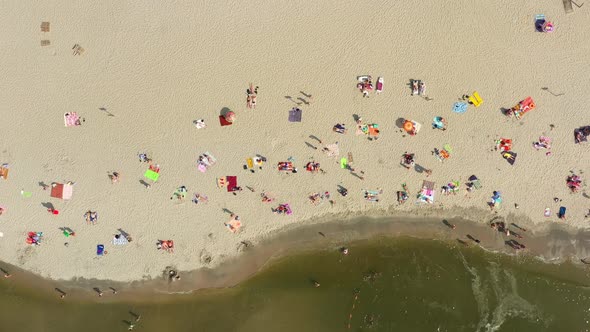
[468,92,483,107]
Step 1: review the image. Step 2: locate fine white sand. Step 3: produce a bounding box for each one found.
[0,0,589,282]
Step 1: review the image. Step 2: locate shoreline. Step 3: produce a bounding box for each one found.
[3,207,590,302]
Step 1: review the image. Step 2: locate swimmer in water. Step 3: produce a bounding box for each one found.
[342,247,349,255]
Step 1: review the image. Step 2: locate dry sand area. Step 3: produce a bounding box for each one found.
[0,0,589,282]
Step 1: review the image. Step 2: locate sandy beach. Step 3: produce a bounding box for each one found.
[0,0,589,283]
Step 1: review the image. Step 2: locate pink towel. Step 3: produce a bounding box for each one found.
[64,112,81,127]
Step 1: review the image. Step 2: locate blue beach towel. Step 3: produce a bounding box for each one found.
[453,102,467,114]
[97,244,105,256]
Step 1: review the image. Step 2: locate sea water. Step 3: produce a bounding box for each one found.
[1,237,590,332]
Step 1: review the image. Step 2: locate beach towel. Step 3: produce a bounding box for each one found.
[453,102,468,114]
[226,176,237,192]
[144,169,160,181]
[113,236,128,245]
[340,158,348,169]
[97,244,105,256]
[368,124,379,137]
[50,183,73,200]
[64,112,81,127]
[219,115,233,126]
[288,108,302,122]
[502,151,517,165]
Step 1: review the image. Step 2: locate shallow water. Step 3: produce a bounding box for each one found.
[2,237,590,332]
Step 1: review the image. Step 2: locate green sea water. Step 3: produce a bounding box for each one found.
[2,237,590,332]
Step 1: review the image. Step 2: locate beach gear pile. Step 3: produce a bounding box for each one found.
[26,232,43,245]
[490,191,502,209]
[401,153,415,169]
[363,189,382,202]
[356,75,378,97]
[402,119,421,136]
[273,203,292,215]
[397,183,409,204]
[434,145,453,162]
[495,138,512,152]
[157,240,174,253]
[305,161,320,173]
[574,126,590,144]
[566,174,582,193]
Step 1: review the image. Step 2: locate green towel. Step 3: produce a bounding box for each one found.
[340,158,348,169]
[144,169,160,182]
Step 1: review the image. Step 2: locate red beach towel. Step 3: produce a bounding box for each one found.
[227,176,237,192]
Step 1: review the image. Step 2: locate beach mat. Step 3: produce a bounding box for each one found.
[219,115,233,126]
[97,244,105,256]
[289,108,302,122]
[226,176,237,192]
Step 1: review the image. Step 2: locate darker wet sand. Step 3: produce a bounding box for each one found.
[2,209,590,303]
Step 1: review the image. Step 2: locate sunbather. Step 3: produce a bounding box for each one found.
[412,81,419,95]
[418,82,426,95]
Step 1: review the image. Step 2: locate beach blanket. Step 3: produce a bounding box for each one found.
[50,183,73,200]
[197,152,217,172]
[97,244,105,256]
[113,236,128,245]
[219,115,232,126]
[417,180,435,204]
[453,102,468,114]
[226,176,237,192]
[288,108,302,122]
[64,112,81,127]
